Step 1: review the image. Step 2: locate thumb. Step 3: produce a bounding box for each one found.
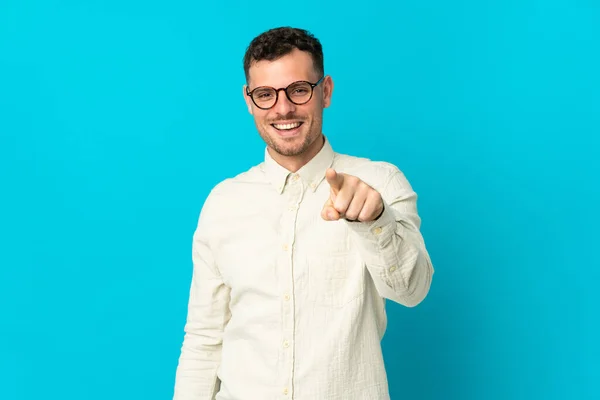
[321,196,340,221]
[325,168,344,193]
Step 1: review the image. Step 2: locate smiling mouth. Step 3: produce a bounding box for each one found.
[271,121,303,131]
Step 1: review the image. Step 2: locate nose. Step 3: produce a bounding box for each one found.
[271,89,296,115]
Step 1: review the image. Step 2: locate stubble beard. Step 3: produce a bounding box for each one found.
[257,115,322,157]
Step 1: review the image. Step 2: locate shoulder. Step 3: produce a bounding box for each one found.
[199,162,265,217]
[210,164,264,196]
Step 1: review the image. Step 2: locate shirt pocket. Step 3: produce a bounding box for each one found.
[307,252,366,308]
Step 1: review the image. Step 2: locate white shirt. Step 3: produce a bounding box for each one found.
[173,136,434,400]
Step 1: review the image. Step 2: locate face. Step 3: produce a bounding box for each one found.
[243,48,333,163]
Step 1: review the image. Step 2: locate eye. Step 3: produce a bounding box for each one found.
[289,84,311,96]
[254,90,274,100]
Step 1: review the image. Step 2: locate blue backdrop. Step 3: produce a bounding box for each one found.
[1,1,598,399]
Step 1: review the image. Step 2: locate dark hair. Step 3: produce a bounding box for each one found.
[243,27,324,83]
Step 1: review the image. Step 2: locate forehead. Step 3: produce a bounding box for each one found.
[248,48,318,88]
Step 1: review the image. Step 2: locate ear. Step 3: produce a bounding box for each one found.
[242,84,254,115]
[322,75,334,108]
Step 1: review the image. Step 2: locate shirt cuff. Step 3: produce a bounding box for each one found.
[345,200,422,293]
[344,200,400,264]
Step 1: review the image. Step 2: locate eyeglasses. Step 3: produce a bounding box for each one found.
[246,76,325,110]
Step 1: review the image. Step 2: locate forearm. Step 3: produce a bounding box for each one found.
[347,179,434,306]
[173,275,230,400]
[173,329,223,400]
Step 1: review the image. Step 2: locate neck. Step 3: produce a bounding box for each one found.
[269,134,325,173]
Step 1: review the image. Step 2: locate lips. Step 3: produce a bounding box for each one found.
[272,121,303,131]
[270,121,304,137]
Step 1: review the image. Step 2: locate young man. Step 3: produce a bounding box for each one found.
[173,27,434,400]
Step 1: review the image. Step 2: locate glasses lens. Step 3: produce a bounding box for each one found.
[286,82,312,104]
[252,87,277,108]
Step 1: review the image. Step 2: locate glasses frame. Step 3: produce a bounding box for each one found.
[246,76,325,110]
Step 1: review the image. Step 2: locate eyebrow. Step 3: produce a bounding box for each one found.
[250,78,316,89]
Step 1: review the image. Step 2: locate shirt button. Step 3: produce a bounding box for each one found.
[284,294,290,301]
[282,244,288,251]
[389,265,397,273]
[283,340,289,348]
[283,388,289,395]
[292,174,299,181]
[372,227,382,235]
[310,182,316,189]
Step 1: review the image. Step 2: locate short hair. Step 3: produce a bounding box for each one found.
[243,26,324,83]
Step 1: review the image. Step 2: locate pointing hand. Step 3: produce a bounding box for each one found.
[321,168,384,222]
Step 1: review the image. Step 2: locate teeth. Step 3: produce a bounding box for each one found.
[273,122,301,130]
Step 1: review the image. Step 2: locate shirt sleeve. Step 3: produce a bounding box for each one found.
[173,192,231,400]
[345,169,434,307]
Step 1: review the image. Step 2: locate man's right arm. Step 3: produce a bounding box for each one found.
[173,193,231,400]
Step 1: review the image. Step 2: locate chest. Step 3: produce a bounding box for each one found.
[209,184,356,290]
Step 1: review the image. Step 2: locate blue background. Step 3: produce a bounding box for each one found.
[1,1,598,399]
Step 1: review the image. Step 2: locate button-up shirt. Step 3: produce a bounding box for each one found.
[173,136,434,400]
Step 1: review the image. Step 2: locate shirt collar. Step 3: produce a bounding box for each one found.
[263,135,335,194]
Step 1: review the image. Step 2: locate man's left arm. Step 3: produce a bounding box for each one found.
[344,169,434,307]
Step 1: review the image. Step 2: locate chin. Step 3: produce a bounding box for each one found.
[270,136,309,156]
[275,140,305,155]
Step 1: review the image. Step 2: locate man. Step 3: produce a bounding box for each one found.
[173,27,434,400]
